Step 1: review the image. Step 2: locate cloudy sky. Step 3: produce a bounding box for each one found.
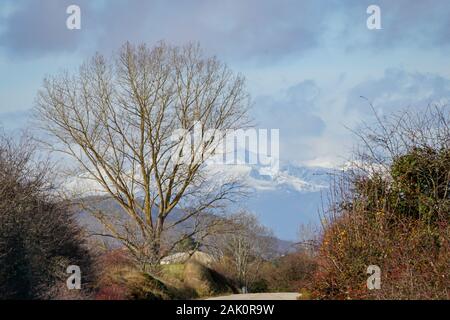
[1,0,450,167]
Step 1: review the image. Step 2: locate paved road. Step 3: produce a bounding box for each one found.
[206,292,299,300]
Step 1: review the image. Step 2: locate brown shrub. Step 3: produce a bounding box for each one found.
[312,106,450,300]
[0,134,95,300]
[95,253,172,300]
[313,207,449,299]
[262,251,317,293]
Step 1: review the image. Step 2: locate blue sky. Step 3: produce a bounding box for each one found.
[1,0,450,166]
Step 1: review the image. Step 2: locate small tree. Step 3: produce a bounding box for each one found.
[36,42,250,271]
[209,212,276,291]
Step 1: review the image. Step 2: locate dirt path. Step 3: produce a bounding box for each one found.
[206,292,299,300]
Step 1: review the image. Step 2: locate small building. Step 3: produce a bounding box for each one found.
[160,251,215,266]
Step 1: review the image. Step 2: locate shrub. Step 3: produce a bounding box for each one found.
[263,251,317,293]
[0,134,94,299]
[312,106,450,299]
[95,249,174,300]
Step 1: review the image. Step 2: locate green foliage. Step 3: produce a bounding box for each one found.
[390,147,450,223]
[161,264,185,281]
[249,278,269,293]
[175,235,199,253]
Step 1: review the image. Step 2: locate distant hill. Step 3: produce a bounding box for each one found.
[72,162,333,243]
[74,196,297,255]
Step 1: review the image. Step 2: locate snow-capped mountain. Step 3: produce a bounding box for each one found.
[208,162,333,240]
[246,163,331,193]
[69,160,334,241]
[206,161,331,193]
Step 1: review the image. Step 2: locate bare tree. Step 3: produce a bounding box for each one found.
[35,42,251,271]
[296,222,320,256]
[208,211,276,291]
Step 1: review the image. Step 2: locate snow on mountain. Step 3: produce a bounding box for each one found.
[248,164,330,193]
[206,162,333,240]
[67,160,334,241]
[206,162,331,193]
